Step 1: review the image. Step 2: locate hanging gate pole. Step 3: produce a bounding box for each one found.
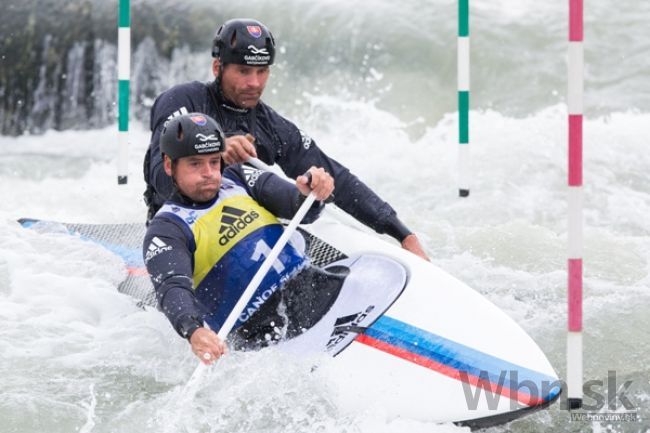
[458,0,470,197]
[567,0,584,410]
[117,0,131,185]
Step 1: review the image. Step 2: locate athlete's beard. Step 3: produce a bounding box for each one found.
[222,85,261,108]
[217,66,265,109]
[171,165,220,203]
[186,183,219,203]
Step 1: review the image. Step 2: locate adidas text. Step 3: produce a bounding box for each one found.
[145,237,173,263]
[219,210,260,245]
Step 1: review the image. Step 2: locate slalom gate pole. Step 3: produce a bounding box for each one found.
[458,0,470,197]
[567,0,584,410]
[117,0,130,185]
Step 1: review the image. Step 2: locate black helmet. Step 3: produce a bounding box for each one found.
[160,113,226,160]
[212,18,275,66]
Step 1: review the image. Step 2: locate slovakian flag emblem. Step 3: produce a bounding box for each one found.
[190,115,207,126]
[247,25,262,38]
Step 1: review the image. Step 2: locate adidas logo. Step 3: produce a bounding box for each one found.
[326,306,375,349]
[242,165,262,187]
[218,206,260,246]
[163,107,189,127]
[145,236,173,262]
[299,130,313,149]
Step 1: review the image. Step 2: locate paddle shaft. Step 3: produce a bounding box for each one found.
[181,188,317,394]
[248,157,280,177]
[217,191,317,339]
[247,158,365,231]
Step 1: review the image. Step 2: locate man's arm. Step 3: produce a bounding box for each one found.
[282,128,430,260]
[270,125,428,259]
[143,216,227,363]
[143,217,202,337]
[224,164,329,223]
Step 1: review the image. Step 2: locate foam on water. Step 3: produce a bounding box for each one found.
[3,0,650,429]
[2,101,649,431]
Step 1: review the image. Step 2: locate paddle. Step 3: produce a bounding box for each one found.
[177,179,317,401]
[247,156,282,176]
[247,157,350,218]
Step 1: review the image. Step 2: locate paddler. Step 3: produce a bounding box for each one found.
[142,18,429,261]
[143,112,335,364]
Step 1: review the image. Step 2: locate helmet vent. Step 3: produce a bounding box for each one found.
[230,30,237,48]
[176,122,184,141]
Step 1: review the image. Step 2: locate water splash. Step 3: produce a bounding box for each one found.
[79,384,97,433]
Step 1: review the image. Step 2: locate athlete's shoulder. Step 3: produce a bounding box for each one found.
[159,81,209,99]
[146,209,187,238]
[146,203,200,248]
[143,213,187,258]
[152,81,210,120]
[222,164,255,190]
[256,100,297,129]
[255,101,308,153]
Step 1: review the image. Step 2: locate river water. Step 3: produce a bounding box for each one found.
[1,0,649,432]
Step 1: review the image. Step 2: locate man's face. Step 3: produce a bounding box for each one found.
[214,60,270,108]
[164,154,222,202]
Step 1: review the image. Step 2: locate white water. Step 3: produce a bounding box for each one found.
[2,103,649,432]
[2,0,650,430]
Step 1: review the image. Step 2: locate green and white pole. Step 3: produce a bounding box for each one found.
[458,0,470,197]
[117,0,130,185]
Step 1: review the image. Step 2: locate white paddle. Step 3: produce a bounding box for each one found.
[247,157,282,176]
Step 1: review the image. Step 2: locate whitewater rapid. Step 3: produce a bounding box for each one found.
[2,0,650,430]
[2,103,649,432]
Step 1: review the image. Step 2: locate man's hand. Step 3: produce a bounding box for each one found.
[223,134,257,164]
[189,327,228,365]
[401,234,430,261]
[296,167,334,201]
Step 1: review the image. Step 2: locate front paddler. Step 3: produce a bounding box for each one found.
[142,112,333,363]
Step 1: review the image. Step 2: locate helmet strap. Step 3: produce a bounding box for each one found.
[169,159,182,195]
[213,61,225,91]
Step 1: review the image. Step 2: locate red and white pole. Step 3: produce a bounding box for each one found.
[567,0,583,410]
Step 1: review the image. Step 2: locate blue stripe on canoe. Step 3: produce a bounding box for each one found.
[19,219,143,268]
[19,218,560,403]
[368,315,561,402]
[92,241,143,268]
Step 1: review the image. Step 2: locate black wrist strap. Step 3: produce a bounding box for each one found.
[383,216,413,243]
[177,315,203,341]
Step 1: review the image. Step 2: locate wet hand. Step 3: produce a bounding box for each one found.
[296,167,334,201]
[189,327,228,365]
[223,134,257,165]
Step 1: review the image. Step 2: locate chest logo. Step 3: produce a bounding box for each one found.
[219,205,260,246]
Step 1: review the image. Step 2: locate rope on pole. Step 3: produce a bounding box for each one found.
[117,0,131,185]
